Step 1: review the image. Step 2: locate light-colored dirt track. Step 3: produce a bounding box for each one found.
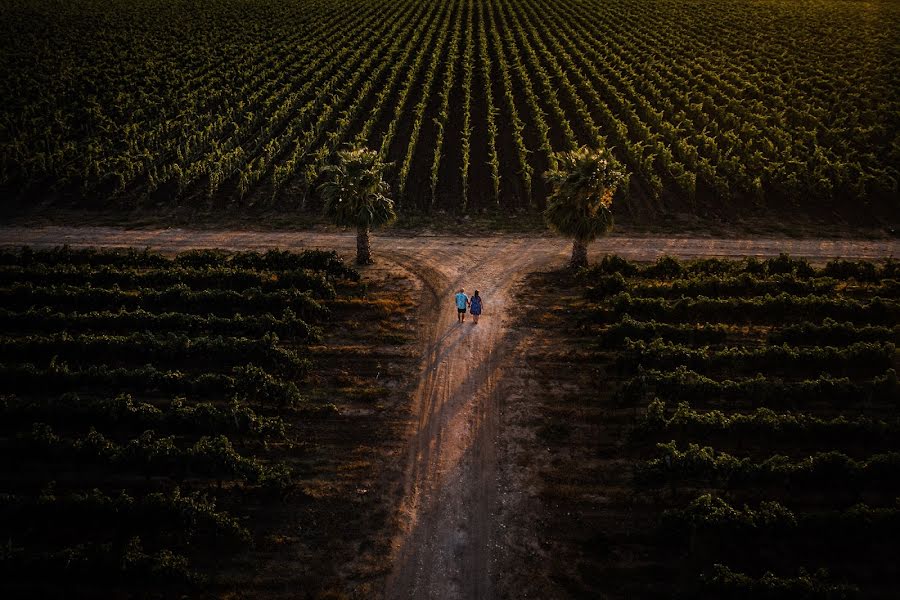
[0,226,896,261]
[1,227,896,599]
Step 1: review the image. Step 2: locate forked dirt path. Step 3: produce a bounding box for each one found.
[383,239,565,599]
[0,227,896,599]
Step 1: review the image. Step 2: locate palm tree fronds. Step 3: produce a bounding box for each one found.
[543,146,626,244]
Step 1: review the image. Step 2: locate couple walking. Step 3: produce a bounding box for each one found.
[454,288,483,324]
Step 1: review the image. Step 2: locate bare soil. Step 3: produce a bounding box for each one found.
[1,227,896,599]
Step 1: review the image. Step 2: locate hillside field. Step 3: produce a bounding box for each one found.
[1,0,898,226]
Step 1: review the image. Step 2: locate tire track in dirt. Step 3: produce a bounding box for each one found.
[0,227,896,599]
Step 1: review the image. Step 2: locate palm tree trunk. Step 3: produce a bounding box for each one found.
[570,240,588,269]
[356,226,372,265]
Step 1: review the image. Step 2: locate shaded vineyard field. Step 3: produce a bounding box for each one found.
[0,246,417,598]
[507,254,900,598]
[1,0,898,225]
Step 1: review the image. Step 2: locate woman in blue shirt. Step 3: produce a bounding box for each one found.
[469,290,483,324]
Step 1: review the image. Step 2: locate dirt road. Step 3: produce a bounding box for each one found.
[1,226,896,599]
[0,226,895,260]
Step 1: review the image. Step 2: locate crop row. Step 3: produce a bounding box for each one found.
[609,292,898,326]
[768,319,900,347]
[616,366,899,408]
[638,441,900,490]
[1,393,285,439]
[0,536,198,585]
[0,264,337,297]
[0,332,309,377]
[601,316,899,349]
[0,307,319,339]
[600,315,730,347]
[588,272,843,301]
[23,424,291,487]
[591,272,898,302]
[0,247,359,280]
[695,564,860,600]
[0,283,327,319]
[661,494,900,541]
[1,487,250,547]
[584,255,898,283]
[618,339,895,375]
[0,362,304,408]
[636,399,900,444]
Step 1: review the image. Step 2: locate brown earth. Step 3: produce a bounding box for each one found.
[1,227,896,599]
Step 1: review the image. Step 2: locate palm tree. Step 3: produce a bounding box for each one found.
[318,145,397,265]
[543,146,627,269]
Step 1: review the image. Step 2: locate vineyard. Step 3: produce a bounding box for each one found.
[1,0,898,223]
[509,254,900,597]
[0,246,416,597]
